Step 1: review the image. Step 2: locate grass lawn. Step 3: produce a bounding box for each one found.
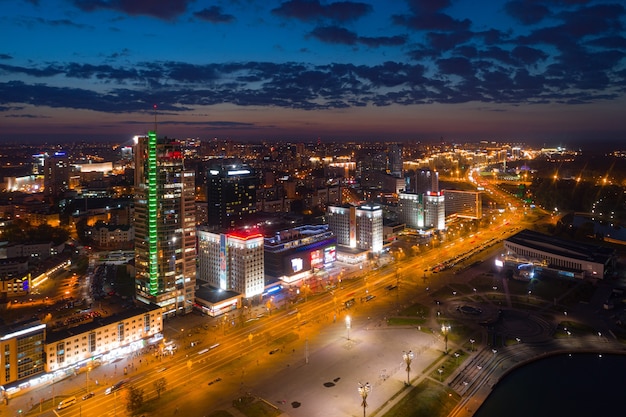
[397,302,430,317]
[232,396,281,417]
[381,379,459,417]
[554,320,598,338]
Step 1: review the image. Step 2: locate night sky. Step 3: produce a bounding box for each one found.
[1,0,625,145]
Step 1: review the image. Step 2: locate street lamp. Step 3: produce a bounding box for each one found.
[441,324,451,354]
[346,315,351,341]
[469,338,475,352]
[402,350,414,385]
[86,364,92,393]
[358,382,371,417]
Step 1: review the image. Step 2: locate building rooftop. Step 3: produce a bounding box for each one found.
[505,229,615,264]
[195,284,240,304]
[0,317,43,337]
[46,303,162,343]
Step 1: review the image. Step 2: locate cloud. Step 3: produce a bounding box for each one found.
[0,53,13,60]
[393,12,470,32]
[72,0,193,20]
[309,26,406,47]
[272,0,372,23]
[359,35,406,48]
[436,57,474,77]
[193,6,235,24]
[586,36,626,49]
[1,29,624,118]
[511,46,548,65]
[36,17,91,28]
[4,114,50,119]
[505,1,550,25]
[426,30,473,50]
[310,26,358,45]
[405,0,452,14]
[392,1,469,32]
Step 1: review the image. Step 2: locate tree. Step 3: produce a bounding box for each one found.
[153,377,167,399]
[126,385,145,414]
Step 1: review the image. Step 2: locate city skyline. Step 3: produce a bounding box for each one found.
[1,0,625,145]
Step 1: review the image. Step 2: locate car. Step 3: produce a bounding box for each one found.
[82,392,95,400]
[105,379,129,395]
[58,396,76,410]
[208,377,222,386]
[269,348,280,355]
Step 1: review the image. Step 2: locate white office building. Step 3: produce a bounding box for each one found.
[327,203,383,253]
[197,228,265,298]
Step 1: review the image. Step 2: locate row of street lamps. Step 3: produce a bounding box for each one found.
[346,316,455,416]
[354,332,452,416]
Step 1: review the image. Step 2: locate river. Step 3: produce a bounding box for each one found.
[473,353,625,417]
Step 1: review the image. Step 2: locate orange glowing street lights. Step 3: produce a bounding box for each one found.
[358,382,371,417]
[441,324,451,354]
[402,350,414,385]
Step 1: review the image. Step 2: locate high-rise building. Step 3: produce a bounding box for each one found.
[197,228,265,298]
[327,203,383,253]
[424,191,446,230]
[444,190,482,219]
[206,162,258,230]
[133,132,196,316]
[43,151,70,196]
[414,169,439,194]
[398,192,424,229]
[389,143,403,177]
[0,319,45,387]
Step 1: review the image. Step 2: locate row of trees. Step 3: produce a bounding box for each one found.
[125,377,167,415]
[0,220,69,245]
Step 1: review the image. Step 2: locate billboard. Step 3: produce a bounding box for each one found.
[291,258,304,273]
[324,245,336,264]
[311,249,323,268]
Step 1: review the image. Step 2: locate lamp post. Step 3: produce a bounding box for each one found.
[358,382,371,417]
[402,350,414,386]
[441,324,451,354]
[346,315,351,341]
[469,338,475,352]
[86,364,92,393]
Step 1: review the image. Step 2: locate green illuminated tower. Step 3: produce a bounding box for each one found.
[134,132,196,316]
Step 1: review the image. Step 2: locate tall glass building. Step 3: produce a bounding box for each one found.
[206,162,258,230]
[134,132,196,316]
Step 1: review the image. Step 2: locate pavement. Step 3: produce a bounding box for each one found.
[3,255,626,417]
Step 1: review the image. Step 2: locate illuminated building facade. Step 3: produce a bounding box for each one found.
[197,228,265,298]
[327,203,383,253]
[45,305,162,373]
[134,132,196,316]
[389,143,403,177]
[264,225,337,284]
[0,319,46,388]
[501,229,616,279]
[42,151,70,196]
[206,163,258,229]
[398,192,424,229]
[444,189,482,219]
[414,169,439,194]
[424,191,446,230]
